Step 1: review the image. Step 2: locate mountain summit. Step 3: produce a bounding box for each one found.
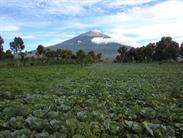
[48,31,129,59]
[80,31,110,38]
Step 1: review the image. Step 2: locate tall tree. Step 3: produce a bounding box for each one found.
[144,43,156,62]
[10,37,25,54]
[96,53,102,62]
[126,48,136,62]
[116,47,128,62]
[36,45,45,56]
[88,51,95,58]
[154,37,179,61]
[76,50,86,64]
[88,51,96,62]
[0,36,4,60]
[180,42,183,56]
[56,49,62,60]
[134,47,145,62]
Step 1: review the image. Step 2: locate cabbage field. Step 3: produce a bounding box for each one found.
[0,64,183,138]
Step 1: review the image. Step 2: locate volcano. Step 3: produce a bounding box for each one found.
[48,31,130,59]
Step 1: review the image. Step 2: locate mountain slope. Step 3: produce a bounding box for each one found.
[48,31,130,59]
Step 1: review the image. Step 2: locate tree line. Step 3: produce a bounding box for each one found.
[115,37,183,63]
[0,36,102,66]
[1,35,183,66]
[35,45,102,64]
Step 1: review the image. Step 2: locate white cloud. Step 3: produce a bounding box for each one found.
[0,0,103,15]
[92,37,113,44]
[0,0,158,16]
[0,24,20,32]
[90,0,183,46]
[43,0,103,15]
[22,35,35,40]
[1,32,35,40]
[104,0,157,7]
[1,0,183,49]
[91,34,140,47]
[91,29,140,47]
[92,29,102,33]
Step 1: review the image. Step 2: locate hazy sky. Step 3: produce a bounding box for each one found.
[0,0,183,50]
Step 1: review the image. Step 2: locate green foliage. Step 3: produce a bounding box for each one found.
[36,45,45,56]
[76,50,86,64]
[115,37,181,63]
[0,35,4,60]
[0,64,183,137]
[36,49,102,65]
[155,37,179,61]
[5,50,13,59]
[115,44,156,63]
[180,42,183,56]
[10,37,25,54]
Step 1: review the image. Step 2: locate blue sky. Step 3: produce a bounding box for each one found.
[0,0,183,51]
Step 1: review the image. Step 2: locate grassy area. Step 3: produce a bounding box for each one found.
[0,63,183,137]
